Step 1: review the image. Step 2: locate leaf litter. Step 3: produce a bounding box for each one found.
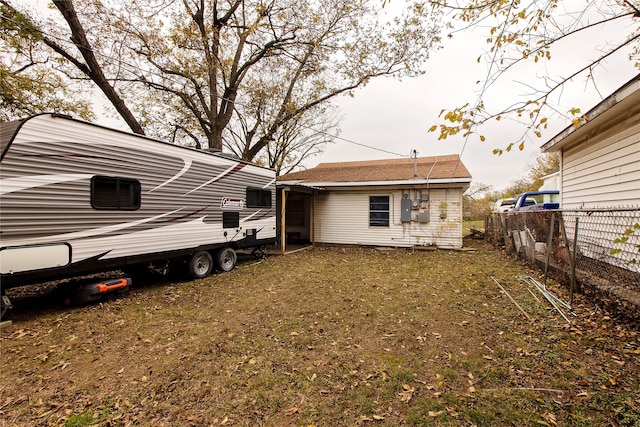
[1,242,639,426]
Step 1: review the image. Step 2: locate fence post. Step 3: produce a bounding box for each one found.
[544,212,556,285]
[558,214,573,285]
[570,217,579,305]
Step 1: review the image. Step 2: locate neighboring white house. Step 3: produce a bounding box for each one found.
[540,74,640,274]
[541,74,640,209]
[539,171,560,191]
[277,154,472,249]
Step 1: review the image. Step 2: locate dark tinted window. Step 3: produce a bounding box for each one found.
[91,176,141,210]
[246,188,272,208]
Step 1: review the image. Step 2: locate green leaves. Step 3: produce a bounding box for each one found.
[610,223,640,259]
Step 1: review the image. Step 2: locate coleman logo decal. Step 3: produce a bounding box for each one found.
[220,197,244,210]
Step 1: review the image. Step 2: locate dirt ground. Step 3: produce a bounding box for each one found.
[1,242,639,426]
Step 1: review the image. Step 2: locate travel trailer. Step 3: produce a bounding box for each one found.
[0,114,277,295]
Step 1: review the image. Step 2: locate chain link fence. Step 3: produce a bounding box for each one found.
[486,208,640,315]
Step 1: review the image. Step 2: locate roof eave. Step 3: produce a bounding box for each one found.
[541,74,640,152]
[277,178,472,187]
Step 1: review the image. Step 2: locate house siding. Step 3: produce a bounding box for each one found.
[314,187,464,248]
[561,120,640,209]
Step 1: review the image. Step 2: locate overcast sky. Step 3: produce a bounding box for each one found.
[316,1,640,191]
[24,0,639,192]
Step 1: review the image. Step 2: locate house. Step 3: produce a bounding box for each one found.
[541,74,640,209]
[538,171,560,191]
[276,154,471,251]
[540,74,640,275]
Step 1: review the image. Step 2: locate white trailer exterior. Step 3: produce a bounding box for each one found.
[0,114,277,288]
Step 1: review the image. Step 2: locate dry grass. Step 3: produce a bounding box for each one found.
[1,242,639,426]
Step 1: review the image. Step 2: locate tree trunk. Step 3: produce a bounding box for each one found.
[52,0,144,135]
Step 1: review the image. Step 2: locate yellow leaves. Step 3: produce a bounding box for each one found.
[443,110,463,123]
[571,118,585,128]
[432,103,482,142]
[569,107,587,128]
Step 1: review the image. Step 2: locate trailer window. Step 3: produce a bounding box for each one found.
[91,176,141,210]
[246,188,271,208]
[369,196,389,227]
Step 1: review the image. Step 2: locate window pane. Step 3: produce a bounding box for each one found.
[369,196,389,227]
[91,176,140,210]
[246,188,272,208]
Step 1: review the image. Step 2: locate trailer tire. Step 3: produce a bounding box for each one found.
[187,251,214,279]
[215,247,237,272]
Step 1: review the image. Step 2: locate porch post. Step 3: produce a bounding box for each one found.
[311,191,316,245]
[280,186,287,255]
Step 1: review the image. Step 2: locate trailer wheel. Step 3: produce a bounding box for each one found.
[215,247,237,272]
[187,251,214,279]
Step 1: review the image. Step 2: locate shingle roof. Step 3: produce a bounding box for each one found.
[278,154,471,183]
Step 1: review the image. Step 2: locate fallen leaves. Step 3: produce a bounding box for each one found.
[538,411,558,426]
[1,245,639,427]
[356,414,385,423]
[398,384,415,402]
[50,360,69,371]
[284,407,299,416]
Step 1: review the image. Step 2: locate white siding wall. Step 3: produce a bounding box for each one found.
[314,187,464,248]
[562,120,640,209]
